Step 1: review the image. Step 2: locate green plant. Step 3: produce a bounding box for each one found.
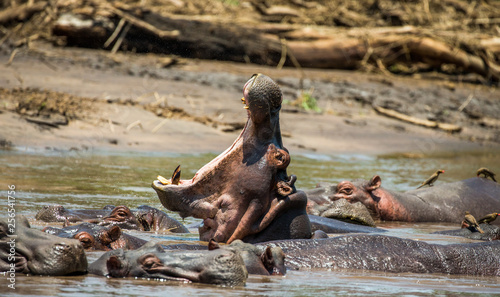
[296,89,321,113]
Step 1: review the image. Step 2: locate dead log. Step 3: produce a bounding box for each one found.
[47,3,500,82]
[286,35,500,82]
[373,105,462,133]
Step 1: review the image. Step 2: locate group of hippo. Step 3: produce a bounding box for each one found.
[2,74,500,286]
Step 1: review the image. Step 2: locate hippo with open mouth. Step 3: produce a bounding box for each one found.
[152,74,312,243]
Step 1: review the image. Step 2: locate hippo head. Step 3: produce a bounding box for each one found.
[0,216,87,276]
[97,206,140,230]
[152,74,311,243]
[332,175,382,220]
[89,242,248,286]
[220,239,286,276]
[35,204,114,223]
[43,223,141,251]
[135,205,189,233]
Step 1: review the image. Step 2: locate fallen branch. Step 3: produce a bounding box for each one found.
[373,105,462,133]
[97,3,180,39]
[287,35,500,82]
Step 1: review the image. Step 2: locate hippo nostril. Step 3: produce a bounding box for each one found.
[53,243,73,254]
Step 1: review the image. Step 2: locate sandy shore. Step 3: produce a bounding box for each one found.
[1,43,499,157]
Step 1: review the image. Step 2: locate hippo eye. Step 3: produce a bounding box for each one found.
[140,254,163,270]
[339,187,353,195]
[117,211,127,218]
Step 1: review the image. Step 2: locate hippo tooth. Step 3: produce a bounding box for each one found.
[157,175,170,185]
[241,97,249,109]
[171,165,181,185]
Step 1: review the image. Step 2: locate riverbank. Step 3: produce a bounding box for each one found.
[0,42,499,158]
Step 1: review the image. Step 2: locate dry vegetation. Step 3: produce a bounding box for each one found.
[1,0,500,83]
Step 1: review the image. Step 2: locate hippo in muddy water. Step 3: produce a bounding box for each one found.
[260,234,500,276]
[164,239,287,276]
[43,223,147,250]
[89,241,248,286]
[36,204,189,233]
[306,195,377,227]
[433,223,500,241]
[152,74,311,243]
[35,204,115,223]
[306,175,500,223]
[0,216,87,276]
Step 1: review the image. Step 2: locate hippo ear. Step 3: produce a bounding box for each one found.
[366,175,382,192]
[107,226,122,241]
[261,246,275,271]
[208,239,220,250]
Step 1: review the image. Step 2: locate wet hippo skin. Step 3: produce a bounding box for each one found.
[152,74,311,243]
[35,204,114,223]
[433,223,500,241]
[309,175,500,223]
[0,216,87,276]
[260,234,500,276]
[163,239,287,276]
[43,223,147,250]
[88,241,248,286]
[36,204,189,233]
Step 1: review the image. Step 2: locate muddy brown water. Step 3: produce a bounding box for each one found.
[1,149,500,296]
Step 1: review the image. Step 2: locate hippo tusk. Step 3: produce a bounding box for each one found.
[157,165,181,185]
[171,165,181,185]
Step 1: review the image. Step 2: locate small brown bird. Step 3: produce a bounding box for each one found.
[478,212,499,224]
[417,170,445,189]
[477,167,497,182]
[464,211,484,233]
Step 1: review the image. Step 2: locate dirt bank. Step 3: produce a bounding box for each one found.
[0,42,498,157]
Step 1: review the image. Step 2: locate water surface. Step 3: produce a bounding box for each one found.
[1,149,499,296]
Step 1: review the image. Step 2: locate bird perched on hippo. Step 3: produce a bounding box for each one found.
[304,174,500,224]
[416,169,445,189]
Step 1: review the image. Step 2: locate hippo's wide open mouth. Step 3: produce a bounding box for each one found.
[151,73,311,243]
[151,75,259,209]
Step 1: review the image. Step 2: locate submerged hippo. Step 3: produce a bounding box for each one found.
[0,216,87,276]
[164,239,287,276]
[152,74,311,243]
[307,175,500,223]
[220,239,286,275]
[308,215,385,234]
[261,234,500,276]
[134,205,189,233]
[306,196,377,227]
[433,223,500,241]
[36,204,189,233]
[43,223,147,250]
[89,241,248,286]
[35,204,115,223]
